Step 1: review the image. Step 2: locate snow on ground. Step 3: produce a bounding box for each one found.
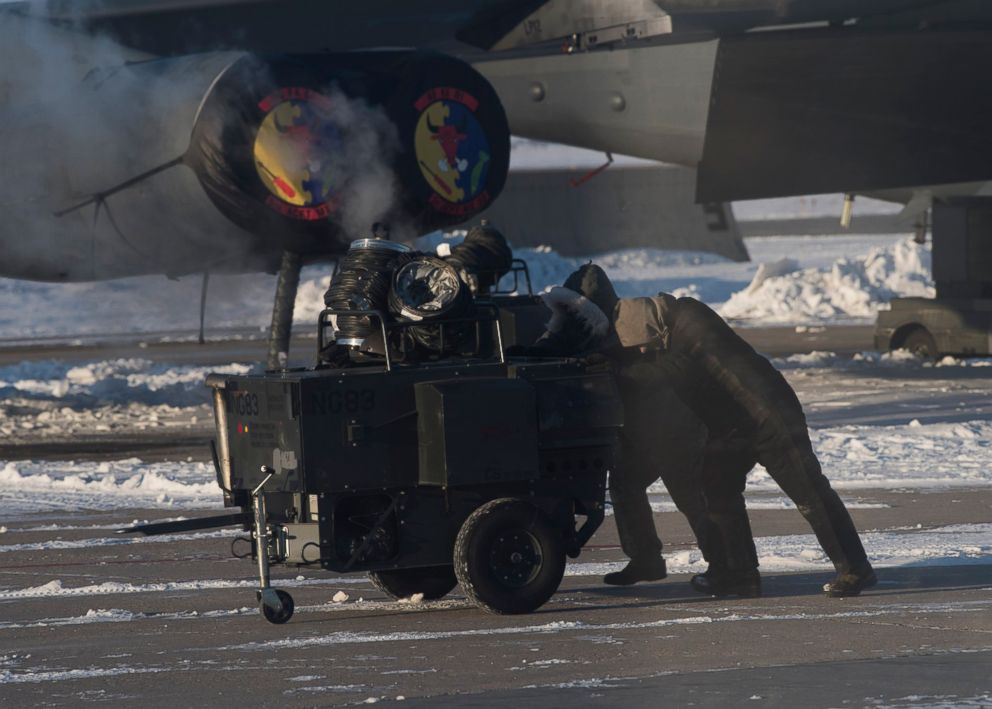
[0,459,224,516]
[569,523,992,577]
[0,233,929,338]
[606,497,889,515]
[750,420,991,492]
[0,359,254,441]
[219,595,992,652]
[0,358,252,406]
[0,576,370,602]
[644,419,992,495]
[1,417,986,518]
[773,350,992,370]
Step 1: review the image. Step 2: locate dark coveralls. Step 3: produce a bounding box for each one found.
[611,369,718,566]
[612,346,761,573]
[615,295,871,576]
[525,263,756,572]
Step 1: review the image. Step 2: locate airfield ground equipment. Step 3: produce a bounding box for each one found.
[194,254,621,623]
[875,198,992,359]
[205,318,621,621]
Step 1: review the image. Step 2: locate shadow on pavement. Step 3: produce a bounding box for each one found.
[557,563,992,612]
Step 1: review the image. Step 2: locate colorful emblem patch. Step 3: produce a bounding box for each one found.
[254,88,339,221]
[414,88,493,216]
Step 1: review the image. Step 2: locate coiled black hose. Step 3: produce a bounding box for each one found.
[323,239,412,344]
[388,255,471,353]
[445,224,513,294]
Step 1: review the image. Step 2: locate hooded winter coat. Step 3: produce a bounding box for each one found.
[527,266,732,568]
[613,295,871,575]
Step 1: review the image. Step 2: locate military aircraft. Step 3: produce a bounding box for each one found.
[2,0,991,360]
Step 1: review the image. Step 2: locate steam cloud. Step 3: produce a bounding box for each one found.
[288,84,405,245]
[0,7,410,284]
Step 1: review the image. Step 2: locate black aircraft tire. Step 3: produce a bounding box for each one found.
[902,327,939,361]
[369,565,458,601]
[454,498,565,615]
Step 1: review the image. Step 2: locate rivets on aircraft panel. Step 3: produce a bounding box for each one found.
[529,82,546,102]
[610,92,626,112]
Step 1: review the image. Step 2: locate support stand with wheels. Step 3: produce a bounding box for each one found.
[251,466,294,624]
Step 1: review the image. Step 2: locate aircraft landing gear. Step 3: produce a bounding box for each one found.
[267,250,303,371]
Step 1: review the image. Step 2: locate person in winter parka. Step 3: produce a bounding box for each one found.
[613,294,877,597]
[531,265,760,590]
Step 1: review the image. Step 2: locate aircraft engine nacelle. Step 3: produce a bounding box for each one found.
[188,51,510,252]
[0,45,509,281]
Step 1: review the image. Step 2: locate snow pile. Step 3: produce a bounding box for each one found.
[0,459,223,515]
[0,359,254,440]
[772,350,844,369]
[719,237,933,324]
[773,350,992,370]
[0,359,252,407]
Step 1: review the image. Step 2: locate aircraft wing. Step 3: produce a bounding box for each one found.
[2,0,543,57]
[1,0,959,58]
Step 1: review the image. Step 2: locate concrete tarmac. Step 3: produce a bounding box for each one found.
[0,328,989,707]
[0,503,989,707]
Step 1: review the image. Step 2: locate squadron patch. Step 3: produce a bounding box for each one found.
[413,88,493,216]
[253,87,340,221]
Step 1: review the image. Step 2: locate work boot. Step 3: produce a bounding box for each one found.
[690,569,762,598]
[823,565,877,597]
[603,556,667,586]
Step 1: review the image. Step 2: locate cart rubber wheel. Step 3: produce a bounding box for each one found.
[902,327,939,361]
[369,565,458,601]
[454,498,565,615]
[259,589,294,624]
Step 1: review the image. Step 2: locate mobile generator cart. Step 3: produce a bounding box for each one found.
[207,316,623,622]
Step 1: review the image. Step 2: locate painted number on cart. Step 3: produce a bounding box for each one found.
[311,390,375,414]
[233,392,260,416]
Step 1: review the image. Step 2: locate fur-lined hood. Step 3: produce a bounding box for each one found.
[540,286,611,351]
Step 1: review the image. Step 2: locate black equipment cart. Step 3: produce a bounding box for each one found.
[206,301,622,622]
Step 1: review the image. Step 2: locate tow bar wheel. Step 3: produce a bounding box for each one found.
[454,498,566,614]
[258,588,295,625]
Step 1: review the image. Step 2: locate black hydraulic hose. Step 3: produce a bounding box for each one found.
[445,225,513,294]
[387,255,471,353]
[323,240,412,343]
